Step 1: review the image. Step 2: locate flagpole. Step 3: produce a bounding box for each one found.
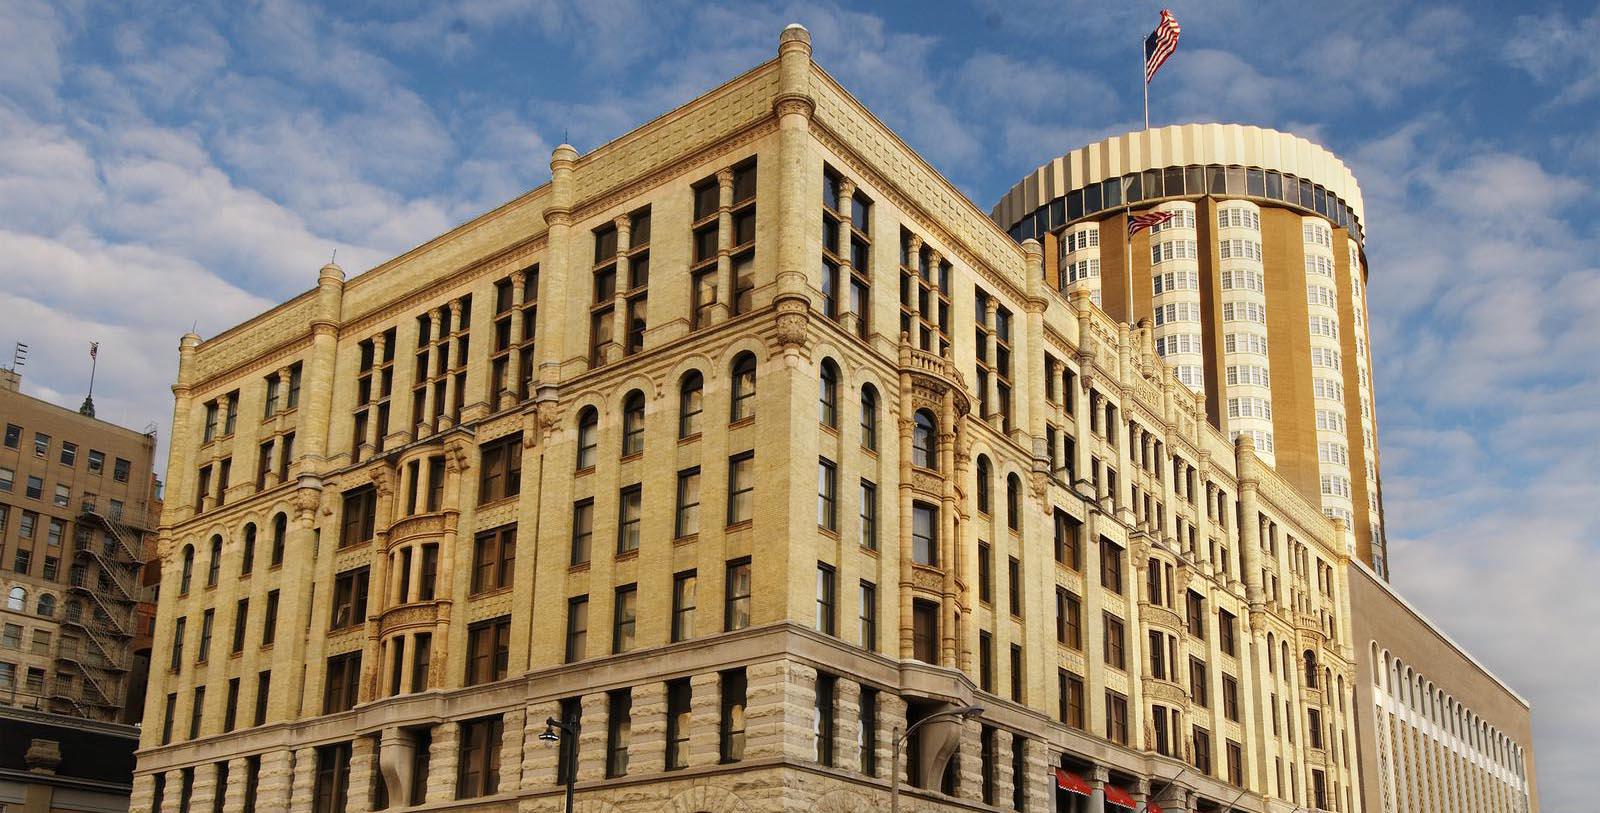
[1142,34,1149,131]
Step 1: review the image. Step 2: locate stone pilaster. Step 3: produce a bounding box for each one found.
[630,680,669,775]
[957,718,984,802]
[221,757,248,813]
[499,707,526,792]
[129,772,156,813]
[287,747,316,813]
[1023,736,1050,812]
[993,730,1015,807]
[687,672,722,767]
[345,735,376,813]
[189,762,219,813]
[576,692,610,782]
[256,748,294,813]
[426,721,461,804]
[834,678,862,772]
[521,701,561,789]
[877,692,907,784]
[744,658,816,762]
[159,769,186,813]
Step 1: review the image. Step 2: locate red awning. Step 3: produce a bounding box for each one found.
[1104,785,1139,809]
[1055,768,1092,796]
[1149,803,1164,813]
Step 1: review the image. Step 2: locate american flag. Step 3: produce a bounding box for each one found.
[1144,9,1181,84]
[1128,210,1174,237]
[89,342,98,359]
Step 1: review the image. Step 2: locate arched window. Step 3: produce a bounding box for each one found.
[180,545,195,593]
[576,407,600,470]
[1304,650,1319,688]
[678,371,704,438]
[976,455,992,514]
[859,385,879,451]
[207,535,223,587]
[621,390,646,456]
[1006,474,1022,531]
[730,353,757,422]
[270,513,288,567]
[240,523,256,576]
[6,586,25,611]
[818,359,839,427]
[912,411,937,469]
[36,594,55,617]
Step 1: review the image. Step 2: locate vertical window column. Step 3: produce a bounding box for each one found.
[361,333,387,454]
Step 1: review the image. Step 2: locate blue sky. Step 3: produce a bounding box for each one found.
[2,0,1596,804]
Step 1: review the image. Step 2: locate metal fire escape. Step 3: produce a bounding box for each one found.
[50,507,147,720]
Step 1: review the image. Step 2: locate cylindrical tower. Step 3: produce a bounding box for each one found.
[991,123,1387,574]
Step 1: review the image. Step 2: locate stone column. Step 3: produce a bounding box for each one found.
[687,672,722,768]
[925,249,944,352]
[501,269,527,409]
[576,692,610,782]
[631,680,669,775]
[993,730,1015,806]
[303,263,344,466]
[190,762,219,813]
[1088,765,1109,812]
[713,167,735,323]
[745,658,815,762]
[984,296,1000,423]
[418,308,440,436]
[904,235,924,346]
[287,747,317,813]
[345,735,376,813]
[835,177,857,332]
[835,677,862,771]
[607,216,632,362]
[425,721,461,804]
[439,300,462,427]
[256,749,294,813]
[773,23,815,308]
[361,333,385,456]
[521,700,561,790]
[159,769,186,813]
[499,707,526,793]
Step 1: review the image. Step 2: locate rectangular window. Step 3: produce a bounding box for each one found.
[616,484,642,554]
[675,467,700,538]
[262,590,279,646]
[814,672,837,766]
[1007,556,1021,617]
[1187,590,1206,638]
[978,541,992,603]
[162,692,177,744]
[1223,674,1240,721]
[1103,613,1126,669]
[1009,644,1024,702]
[665,679,691,770]
[471,524,516,594]
[199,613,215,663]
[570,499,593,565]
[1099,536,1123,593]
[726,452,754,525]
[672,570,697,642]
[565,596,588,662]
[725,558,751,631]
[224,677,241,732]
[465,616,511,685]
[339,486,377,548]
[171,616,186,669]
[817,458,837,531]
[232,598,249,654]
[719,668,747,763]
[329,567,370,630]
[1056,587,1082,648]
[255,671,271,726]
[613,584,637,653]
[858,580,877,651]
[911,502,938,565]
[606,690,632,778]
[1191,657,1210,707]
[1227,740,1244,786]
[1194,726,1213,775]
[815,563,836,635]
[1219,609,1238,656]
[478,433,523,504]
[860,688,879,776]
[912,599,938,663]
[979,631,994,692]
[1106,690,1129,745]
[859,479,878,549]
[1059,670,1085,729]
[457,716,503,799]
[323,652,361,714]
[2,424,18,449]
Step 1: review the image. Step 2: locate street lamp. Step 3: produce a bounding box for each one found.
[890,705,984,813]
[538,716,578,813]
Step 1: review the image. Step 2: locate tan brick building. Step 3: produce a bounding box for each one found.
[1,367,159,725]
[131,25,1435,813]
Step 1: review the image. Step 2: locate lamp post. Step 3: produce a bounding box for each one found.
[890,705,984,813]
[538,716,578,813]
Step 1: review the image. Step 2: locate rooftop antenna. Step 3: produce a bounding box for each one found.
[79,342,99,417]
[331,248,338,264]
[9,342,27,371]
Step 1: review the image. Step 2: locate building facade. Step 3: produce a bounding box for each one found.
[991,130,1386,575]
[0,368,159,724]
[132,25,1420,813]
[1348,564,1535,813]
[0,705,140,813]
